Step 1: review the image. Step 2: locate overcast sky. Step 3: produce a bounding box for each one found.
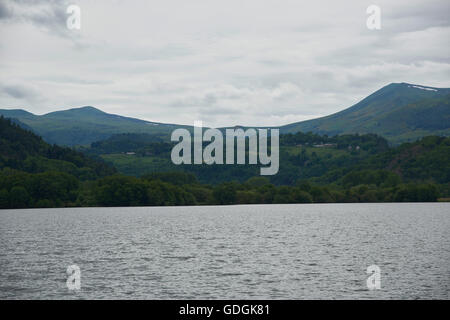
[0,0,449,127]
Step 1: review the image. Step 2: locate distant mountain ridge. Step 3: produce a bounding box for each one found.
[0,106,187,146]
[1,82,449,146]
[280,82,450,143]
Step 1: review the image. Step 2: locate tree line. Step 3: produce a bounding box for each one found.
[0,169,441,209]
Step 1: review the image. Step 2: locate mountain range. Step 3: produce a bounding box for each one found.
[1,82,449,146]
[0,106,186,146]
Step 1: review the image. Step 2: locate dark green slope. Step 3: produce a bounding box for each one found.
[0,116,118,208]
[0,116,115,180]
[0,106,188,146]
[363,136,450,184]
[280,83,450,143]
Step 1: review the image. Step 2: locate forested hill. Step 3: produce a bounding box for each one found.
[90,130,449,189]
[0,116,115,180]
[0,116,119,208]
[311,136,450,186]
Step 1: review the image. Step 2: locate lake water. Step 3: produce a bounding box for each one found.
[0,203,449,299]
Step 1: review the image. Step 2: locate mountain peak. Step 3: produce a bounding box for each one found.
[43,106,107,117]
[389,82,443,91]
[66,106,106,114]
[368,82,447,99]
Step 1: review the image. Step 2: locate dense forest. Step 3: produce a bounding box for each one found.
[0,116,448,209]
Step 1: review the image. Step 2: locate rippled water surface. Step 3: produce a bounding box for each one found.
[0,203,449,299]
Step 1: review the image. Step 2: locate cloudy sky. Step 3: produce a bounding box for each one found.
[0,0,449,127]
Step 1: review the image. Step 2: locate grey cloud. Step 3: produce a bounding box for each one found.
[1,83,40,101]
[386,0,450,31]
[0,1,12,19]
[1,0,71,37]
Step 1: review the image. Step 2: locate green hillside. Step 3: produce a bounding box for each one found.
[92,132,449,203]
[280,83,450,144]
[88,131,449,192]
[0,116,117,208]
[0,116,115,180]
